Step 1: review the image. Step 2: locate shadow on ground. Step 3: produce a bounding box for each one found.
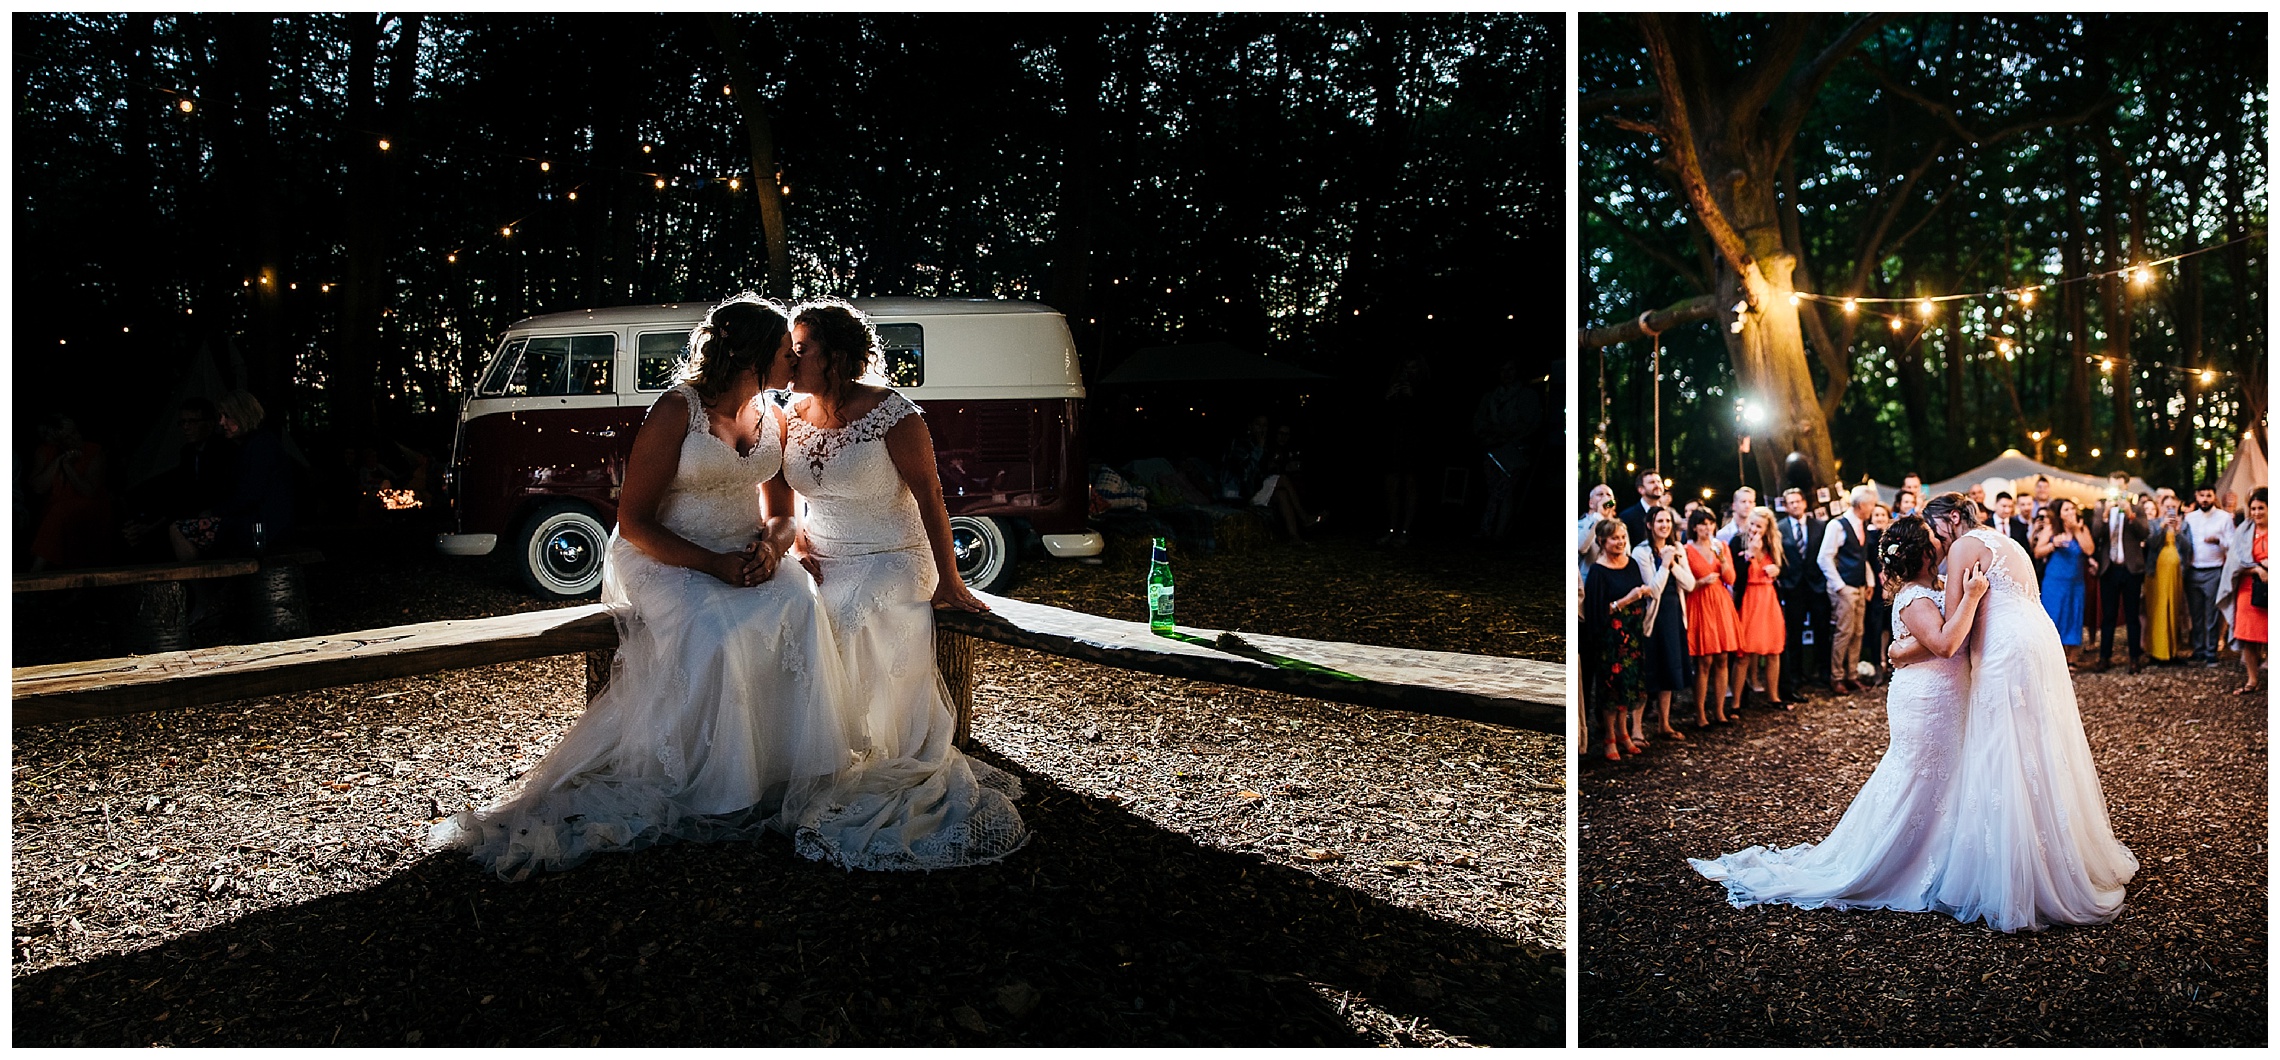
[16,753,1560,1047]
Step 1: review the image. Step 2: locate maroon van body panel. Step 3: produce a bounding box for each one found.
[455,396,1085,539]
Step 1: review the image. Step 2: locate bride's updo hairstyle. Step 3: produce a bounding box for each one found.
[1920,490,1980,542]
[679,293,791,402]
[792,298,883,395]
[1879,515,1939,596]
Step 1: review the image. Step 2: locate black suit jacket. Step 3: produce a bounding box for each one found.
[1618,500,1668,553]
[2086,504,2149,576]
[1776,513,1827,592]
[2006,514,2034,553]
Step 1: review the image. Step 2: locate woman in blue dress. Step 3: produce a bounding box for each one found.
[2032,497,2094,653]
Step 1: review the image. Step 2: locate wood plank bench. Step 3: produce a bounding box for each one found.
[11,592,1563,738]
[13,549,324,653]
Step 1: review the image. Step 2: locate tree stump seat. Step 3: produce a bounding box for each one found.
[12,549,325,654]
[12,592,1563,739]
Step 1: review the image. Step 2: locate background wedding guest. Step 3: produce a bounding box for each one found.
[172,390,296,560]
[2089,470,2150,673]
[1472,359,1533,541]
[28,412,114,571]
[1375,353,1429,547]
[1718,486,1757,547]
[1818,484,1876,693]
[1631,506,1695,742]
[1619,467,1671,548]
[1998,491,2035,554]
[2036,498,2094,664]
[1864,502,1893,682]
[1682,508,1741,727]
[1733,506,1789,709]
[1579,483,1616,581]
[2185,483,2234,665]
[1582,517,1653,759]
[2144,495,2189,664]
[1776,487,1829,699]
[2222,488,2267,694]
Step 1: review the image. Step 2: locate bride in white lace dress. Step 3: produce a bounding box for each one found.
[433,295,851,880]
[1690,516,1989,914]
[1915,492,2138,931]
[777,298,1028,871]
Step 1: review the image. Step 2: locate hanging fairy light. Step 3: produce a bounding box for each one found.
[539,160,551,172]
[728,177,741,191]
[176,98,194,113]
[1917,298,1934,319]
[378,138,391,152]
[655,178,667,190]
[1842,298,1857,314]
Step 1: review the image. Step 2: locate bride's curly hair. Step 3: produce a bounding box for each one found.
[792,298,883,396]
[678,293,791,401]
[1880,515,1939,596]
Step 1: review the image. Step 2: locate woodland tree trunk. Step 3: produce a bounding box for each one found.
[710,15,791,301]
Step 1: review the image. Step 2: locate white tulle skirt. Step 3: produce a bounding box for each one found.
[430,533,854,881]
[787,540,1027,871]
[1932,596,2138,932]
[1689,656,1969,914]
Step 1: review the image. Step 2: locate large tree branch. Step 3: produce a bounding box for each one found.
[1584,200,1706,293]
[1729,15,1817,134]
[1578,295,1720,350]
[1637,15,1757,284]
[1859,56,2125,148]
[1844,137,1948,297]
[1770,14,1889,166]
[1580,87,1660,116]
[1605,114,1662,140]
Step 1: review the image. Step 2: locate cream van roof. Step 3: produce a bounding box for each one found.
[508,299,1060,330]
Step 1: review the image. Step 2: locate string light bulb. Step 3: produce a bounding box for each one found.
[655,178,667,190]
[1889,317,1903,332]
[2100,358,2114,373]
[1918,298,1934,318]
[641,143,653,154]
[567,190,578,201]
[1842,298,1857,314]
[1788,293,1800,307]
[728,178,740,191]
[501,225,513,237]
[378,138,391,151]
[176,98,194,113]
[2020,289,2036,307]
[2125,448,2137,459]
[2129,265,2149,285]
[2164,446,2176,456]
[2057,443,2068,455]
[539,160,550,172]
[2091,448,2102,458]
[446,252,458,263]
[2200,369,2216,384]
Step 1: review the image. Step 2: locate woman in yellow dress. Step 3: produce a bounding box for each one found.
[2143,495,2190,663]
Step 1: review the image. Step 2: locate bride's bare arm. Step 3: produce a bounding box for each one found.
[883,411,990,612]
[752,407,801,582]
[618,391,752,586]
[1942,535,1992,623]
[1905,565,1990,659]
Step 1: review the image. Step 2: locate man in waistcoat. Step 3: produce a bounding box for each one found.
[1818,484,1877,693]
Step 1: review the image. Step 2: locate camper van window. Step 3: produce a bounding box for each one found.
[477,334,616,397]
[878,323,923,389]
[637,332,688,392]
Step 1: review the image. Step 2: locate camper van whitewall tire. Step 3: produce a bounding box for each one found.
[515,501,609,598]
[949,515,1017,593]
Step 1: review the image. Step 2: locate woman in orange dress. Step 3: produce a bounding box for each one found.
[1734,505,1789,708]
[29,414,113,570]
[2228,488,2268,694]
[1682,508,1741,726]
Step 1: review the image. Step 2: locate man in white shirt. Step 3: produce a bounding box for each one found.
[2184,483,2235,665]
[1578,483,1615,581]
[1718,486,1757,547]
[1818,484,1878,693]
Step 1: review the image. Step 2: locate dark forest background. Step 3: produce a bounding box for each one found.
[1580,13,2266,500]
[15,13,1559,518]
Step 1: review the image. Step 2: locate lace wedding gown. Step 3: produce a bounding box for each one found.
[1689,581,1969,913]
[1932,527,2137,931]
[432,384,852,880]
[781,389,1028,870]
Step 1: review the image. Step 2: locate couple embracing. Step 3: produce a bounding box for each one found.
[431,295,1025,880]
[1692,492,2138,933]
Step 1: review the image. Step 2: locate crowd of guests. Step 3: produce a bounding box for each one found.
[18,392,306,574]
[1578,466,2269,760]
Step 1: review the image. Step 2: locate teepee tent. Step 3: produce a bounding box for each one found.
[2214,430,2267,501]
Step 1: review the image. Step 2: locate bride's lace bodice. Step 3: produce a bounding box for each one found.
[783,390,926,554]
[651,383,780,553]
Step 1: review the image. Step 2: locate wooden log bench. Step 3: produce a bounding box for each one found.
[12,549,325,653]
[11,592,1563,739]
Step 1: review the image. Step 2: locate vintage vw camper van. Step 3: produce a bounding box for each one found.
[436,299,1102,597]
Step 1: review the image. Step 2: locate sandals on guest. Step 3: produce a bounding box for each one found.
[1657,727,1689,741]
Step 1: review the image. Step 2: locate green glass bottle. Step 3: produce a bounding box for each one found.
[1147,537,1175,633]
